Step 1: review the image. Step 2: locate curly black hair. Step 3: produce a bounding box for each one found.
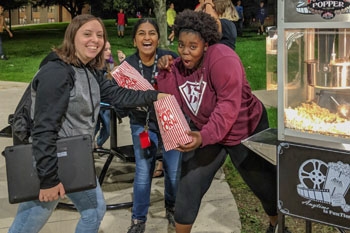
[174,9,221,46]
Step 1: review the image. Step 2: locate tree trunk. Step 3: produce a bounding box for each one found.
[152,0,167,49]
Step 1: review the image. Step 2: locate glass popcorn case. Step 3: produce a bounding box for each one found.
[278,0,350,151]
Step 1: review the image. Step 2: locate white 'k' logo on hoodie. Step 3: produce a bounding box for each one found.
[179,80,206,116]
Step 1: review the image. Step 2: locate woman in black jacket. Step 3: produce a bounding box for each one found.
[8,14,166,233]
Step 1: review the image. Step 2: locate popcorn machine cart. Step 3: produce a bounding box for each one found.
[243,0,350,232]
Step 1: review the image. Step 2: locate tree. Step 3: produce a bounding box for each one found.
[0,0,28,28]
[98,0,134,18]
[152,0,167,48]
[0,0,29,9]
[34,0,89,19]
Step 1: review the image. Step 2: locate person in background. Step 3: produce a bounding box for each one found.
[117,49,126,64]
[121,18,181,233]
[166,3,176,45]
[22,14,27,25]
[195,0,220,33]
[200,0,238,50]
[94,41,116,150]
[116,9,127,38]
[157,10,291,233]
[235,0,244,37]
[194,0,205,11]
[254,1,268,35]
[213,0,238,50]
[8,14,167,233]
[0,5,13,60]
[103,42,117,75]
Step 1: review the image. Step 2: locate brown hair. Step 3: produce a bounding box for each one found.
[53,14,107,69]
[213,0,239,21]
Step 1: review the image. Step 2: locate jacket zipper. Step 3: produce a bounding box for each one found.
[82,66,95,123]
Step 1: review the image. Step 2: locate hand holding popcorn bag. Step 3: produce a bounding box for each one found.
[111,61,154,91]
[154,95,193,151]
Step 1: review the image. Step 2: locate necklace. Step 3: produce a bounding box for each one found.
[138,53,159,127]
[138,54,159,90]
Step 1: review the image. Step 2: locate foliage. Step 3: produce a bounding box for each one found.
[0,0,28,10]
[34,0,89,18]
[97,0,135,19]
[0,0,28,28]
[103,0,129,13]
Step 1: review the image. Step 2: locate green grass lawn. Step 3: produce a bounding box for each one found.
[0,19,268,88]
[0,20,289,232]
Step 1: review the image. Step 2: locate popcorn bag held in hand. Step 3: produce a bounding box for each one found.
[111,61,154,91]
[154,95,193,151]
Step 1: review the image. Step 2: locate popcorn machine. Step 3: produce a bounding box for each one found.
[243,0,350,231]
[277,0,350,231]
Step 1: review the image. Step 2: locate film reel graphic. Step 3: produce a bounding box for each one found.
[299,159,328,190]
[297,159,350,212]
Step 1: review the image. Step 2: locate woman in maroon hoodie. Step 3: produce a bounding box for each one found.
[157,9,287,233]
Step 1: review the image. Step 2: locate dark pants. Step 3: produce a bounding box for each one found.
[175,105,277,224]
[235,19,244,36]
[226,105,277,216]
[175,144,227,224]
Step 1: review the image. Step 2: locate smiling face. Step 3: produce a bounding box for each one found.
[74,19,104,64]
[177,30,208,70]
[133,22,159,59]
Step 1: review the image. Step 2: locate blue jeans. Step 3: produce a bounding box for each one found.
[94,109,110,147]
[9,180,106,233]
[130,124,182,222]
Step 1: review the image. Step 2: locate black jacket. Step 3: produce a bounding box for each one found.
[31,52,159,189]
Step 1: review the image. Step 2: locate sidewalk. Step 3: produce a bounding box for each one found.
[0,81,241,233]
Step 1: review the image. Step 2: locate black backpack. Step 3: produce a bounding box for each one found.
[8,61,75,145]
[8,83,33,145]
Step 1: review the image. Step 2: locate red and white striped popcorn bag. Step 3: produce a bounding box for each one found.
[154,95,193,151]
[111,61,154,91]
